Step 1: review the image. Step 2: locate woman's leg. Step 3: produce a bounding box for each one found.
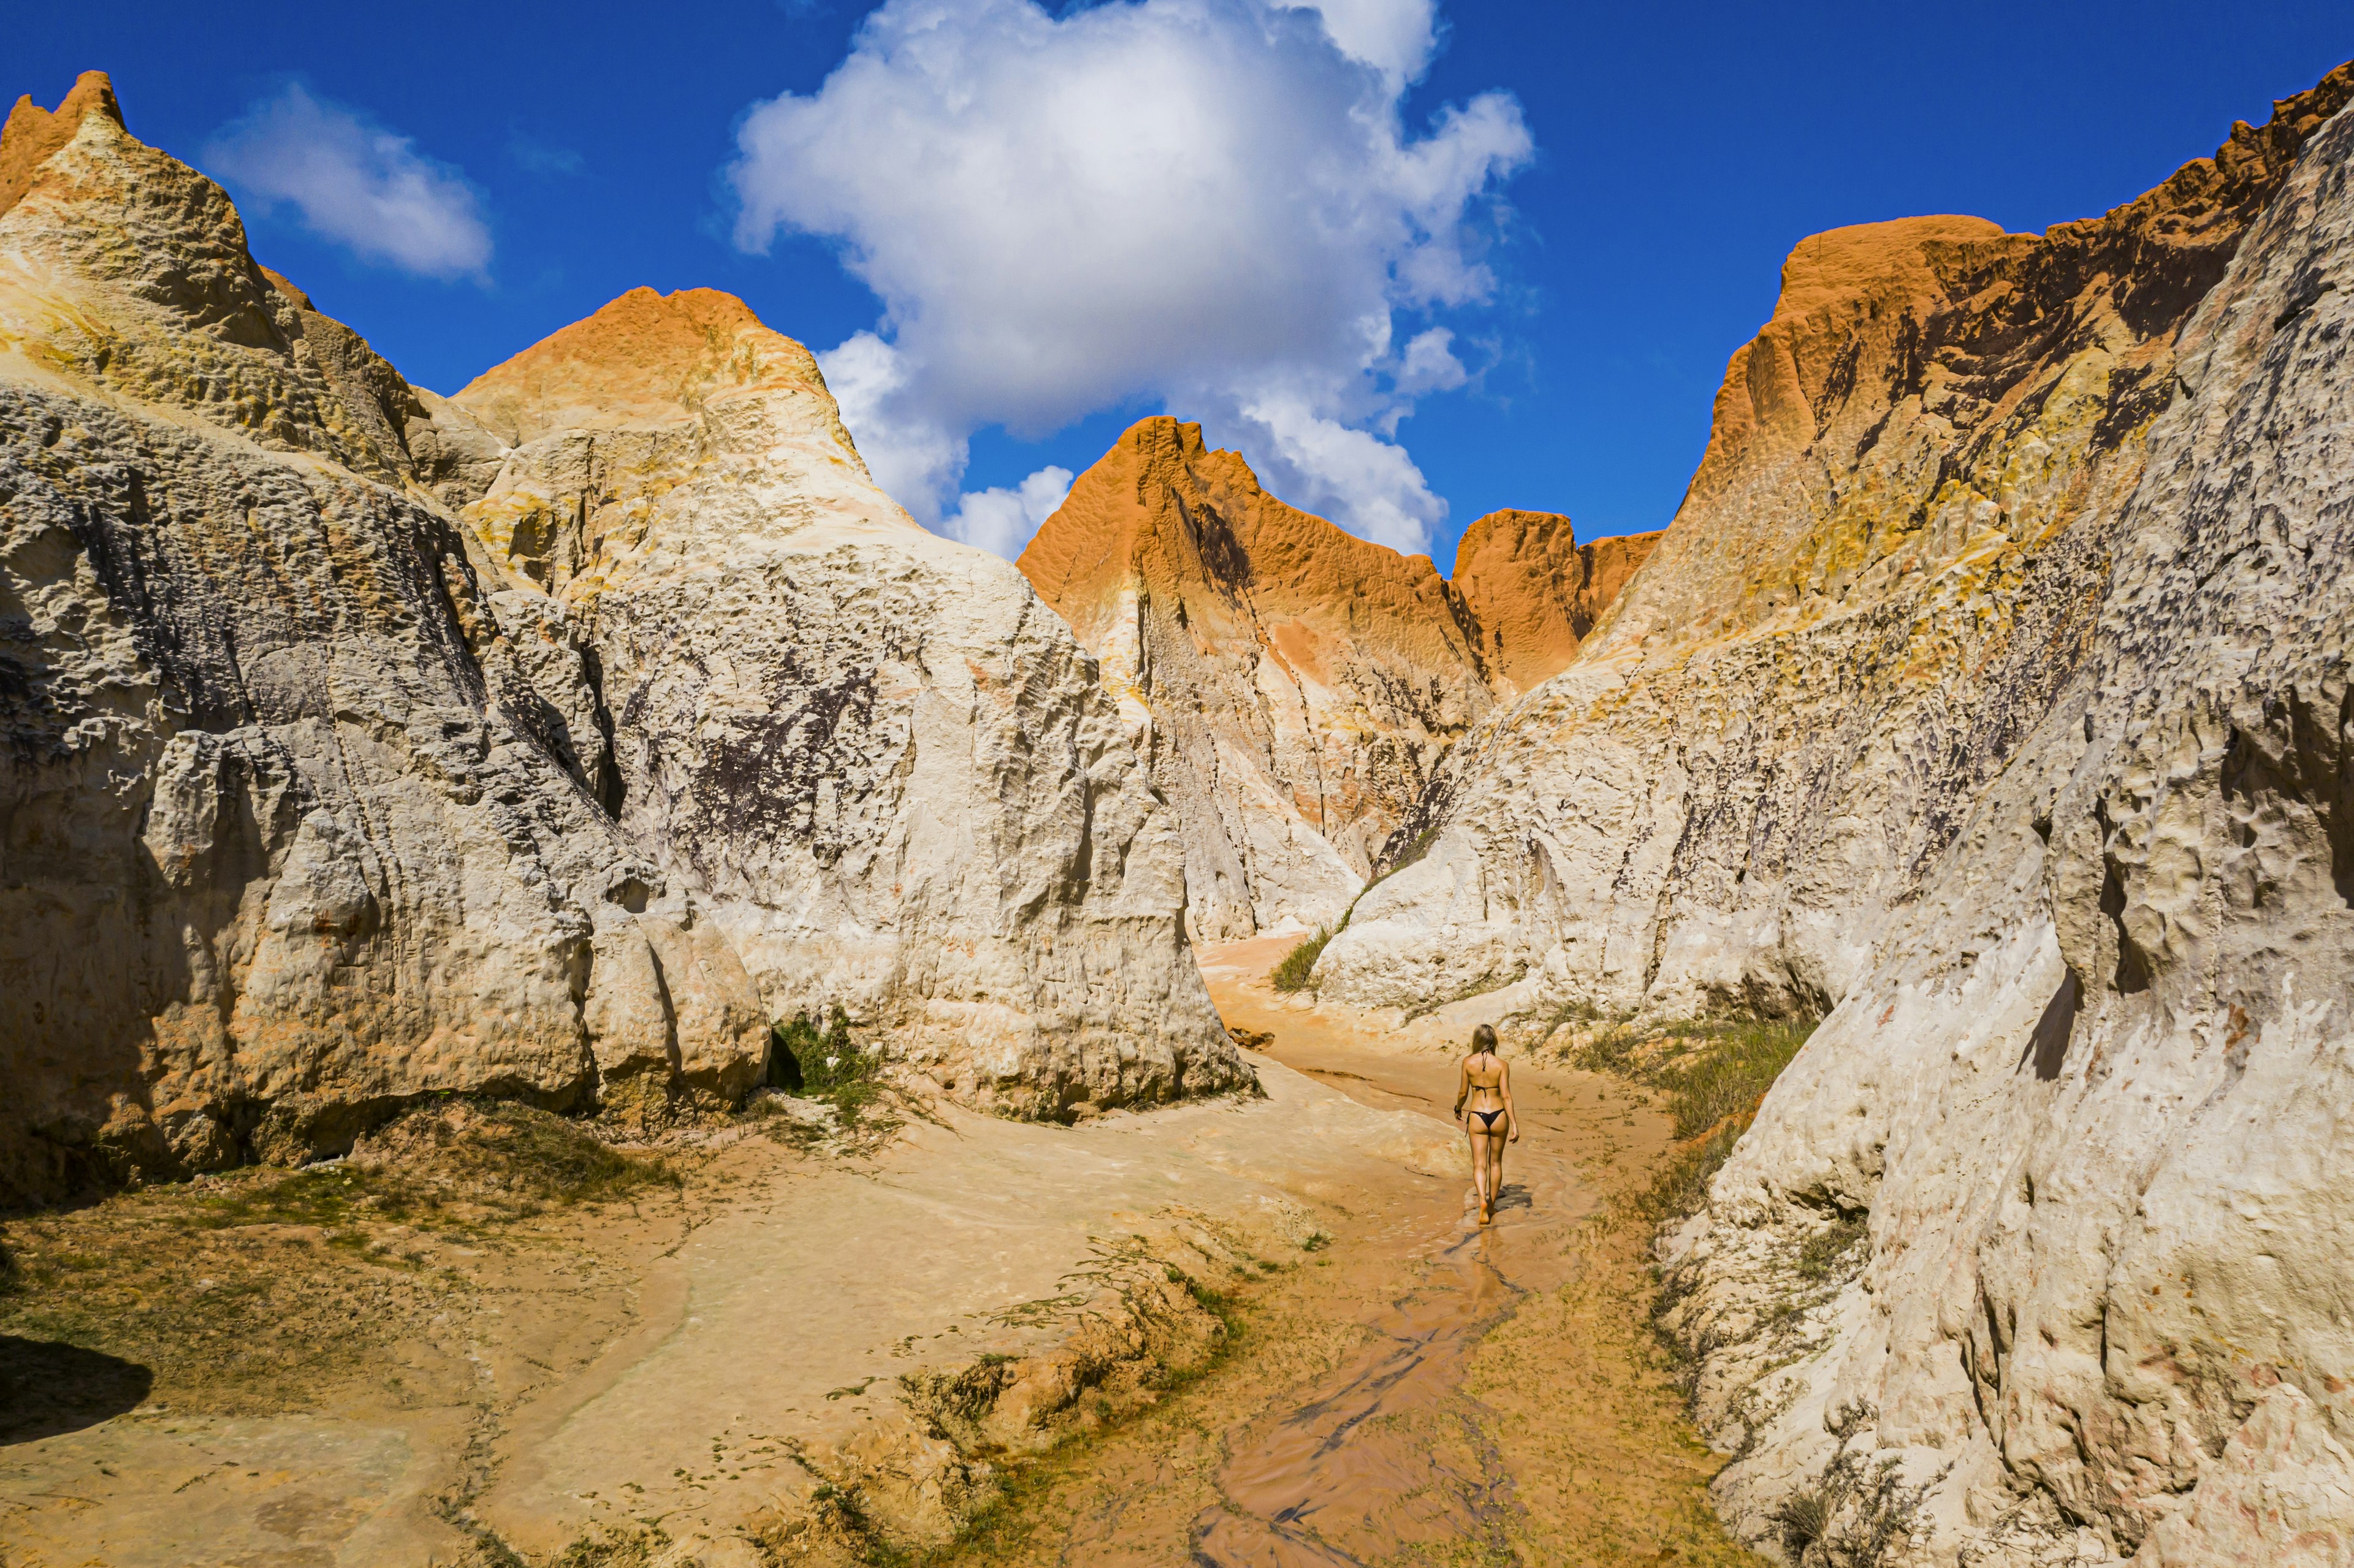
[1466,1119,1491,1212]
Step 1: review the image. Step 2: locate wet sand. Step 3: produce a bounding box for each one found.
[0,938,1759,1566]
[940,935,1763,1566]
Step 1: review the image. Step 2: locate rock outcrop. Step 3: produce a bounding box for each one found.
[441,294,1241,1119]
[1316,59,2354,1567]
[1313,69,2354,1022]
[1018,418,1653,938]
[0,75,1240,1205]
[1449,509,1660,698]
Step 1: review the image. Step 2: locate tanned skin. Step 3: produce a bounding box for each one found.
[1452,1024,1519,1224]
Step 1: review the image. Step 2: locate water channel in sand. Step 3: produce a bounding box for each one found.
[1189,942,1592,1566]
[1193,1217,1550,1566]
[0,934,1754,1566]
[958,935,1759,1566]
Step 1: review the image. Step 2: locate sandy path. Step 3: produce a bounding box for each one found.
[0,994,1466,1565]
[0,939,1759,1566]
[937,936,1764,1566]
[473,1062,1461,1557]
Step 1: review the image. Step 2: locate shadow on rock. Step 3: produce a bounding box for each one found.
[0,1336,153,1442]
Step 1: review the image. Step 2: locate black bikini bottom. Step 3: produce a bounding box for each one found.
[1470,1107,1505,1130]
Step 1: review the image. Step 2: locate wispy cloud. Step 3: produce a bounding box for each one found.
[506,129,585,178]
[731,0,1530,556]
[206,83,492,281]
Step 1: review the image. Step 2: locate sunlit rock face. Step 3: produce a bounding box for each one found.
[1312,69,2354,1026]
[1318,58,2354,1567]
[0,74,762,1195]
[1018,417,1654,940]
[1448,508,1660,699]
[442,294,1243,1122]
[0,77,1240,1202]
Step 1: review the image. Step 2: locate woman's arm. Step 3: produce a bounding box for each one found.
[1452,1057,1471,1120]
[1503,1059,1520,1143]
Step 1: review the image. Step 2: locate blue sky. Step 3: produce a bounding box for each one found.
[15,2,2350,568]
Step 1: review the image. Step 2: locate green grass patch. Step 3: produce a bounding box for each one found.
[1796,1214,1868,1282]
[1569,1015,1818,1222]
[769,1007,894,1129]
[1267,829,1445,994]
[1270,927,1331,992]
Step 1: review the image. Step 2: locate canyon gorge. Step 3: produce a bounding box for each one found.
[4,50,2354,1568]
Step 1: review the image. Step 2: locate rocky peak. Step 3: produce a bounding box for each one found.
[1019,415,1493,936]
[1020,416,1657,938]
[1447,509,1660,696]
[1022,415,1477,653]
[452,286,862,462]
[444,309,1241,1117]
[0,73,428,485]
[1606,61,2354,657]
[0,69,123,217]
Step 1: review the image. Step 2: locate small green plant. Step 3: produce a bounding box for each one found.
[1796,1214,1868,1282]
[1773,1483,1831,1557]
[1567,1014,1818,1222]
[1762,1415,1941,1568]
[769,1007,889,1126]
[1270,927,1331,992]
[549,1523,669,1567]
[1267,830,1446,994]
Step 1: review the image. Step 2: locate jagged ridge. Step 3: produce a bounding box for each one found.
[1019,415,1656,938]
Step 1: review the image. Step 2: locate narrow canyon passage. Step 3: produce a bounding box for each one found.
[945,938,1761,1567]
[0,936,1756,1567]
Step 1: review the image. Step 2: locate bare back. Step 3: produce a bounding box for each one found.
[1461,1051,1507,1111]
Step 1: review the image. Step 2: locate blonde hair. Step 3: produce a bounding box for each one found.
[1471,1024,1498,1053]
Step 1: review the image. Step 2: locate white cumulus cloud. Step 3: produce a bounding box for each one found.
[207,84,492,281]
[942,465,1075,559]
[731,0,1529,557]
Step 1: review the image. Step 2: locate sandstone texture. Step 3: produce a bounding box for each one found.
[1019,417,1651,939]
[1315,61,2354,1567]
[1314,70,2353,1022]
[1449,508,1660,698]
[440,294,1241,1120]
[0,77,1239,1204]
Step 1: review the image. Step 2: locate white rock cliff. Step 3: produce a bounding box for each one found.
[443,293,1241,1119]
[1670,80,2354,1567]
[0,76,1241,1203]
[1018,416,1655,942]
[1309,61,2354,1567]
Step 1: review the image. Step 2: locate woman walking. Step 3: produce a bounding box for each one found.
[1452,1024,1518,1224]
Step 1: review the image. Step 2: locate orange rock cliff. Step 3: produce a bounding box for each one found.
[1018,416,1656,937]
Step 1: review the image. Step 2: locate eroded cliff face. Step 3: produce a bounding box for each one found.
[1313,69,2354,1024]
[441,298,1241,1118]
[1018,419,1653,939]
[1017,417,1493,937]
[0,77,1239,1203]
[1670,82,2354,1567]
[1306,59,2354,1568]
[1449,509,1661,698]
[0,75,764,1198]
